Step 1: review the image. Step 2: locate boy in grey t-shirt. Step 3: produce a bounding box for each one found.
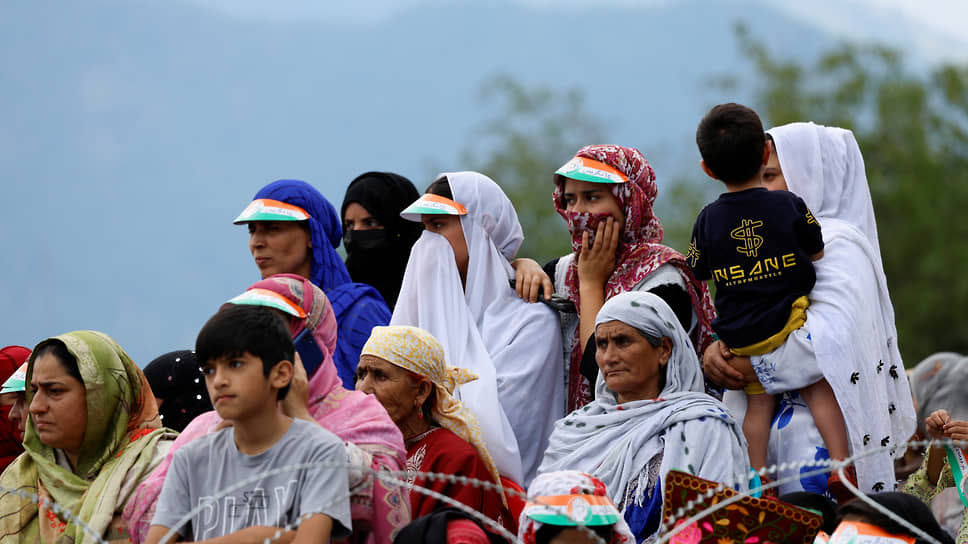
[147,305,351,543]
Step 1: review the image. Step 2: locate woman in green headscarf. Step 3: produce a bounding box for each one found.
[0,331,176,543]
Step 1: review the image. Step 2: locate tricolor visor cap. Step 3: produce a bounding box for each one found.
[226,288,307,319]
[555,156,629,184]
[1,362,28,394]
[400,193,468,222]
[524,494,622,527]
[233,198,311,224]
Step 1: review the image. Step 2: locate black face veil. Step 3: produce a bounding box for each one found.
[341,172,422,309]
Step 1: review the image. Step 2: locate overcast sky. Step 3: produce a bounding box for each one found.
[3,0,965,364]
[179,0,968,63]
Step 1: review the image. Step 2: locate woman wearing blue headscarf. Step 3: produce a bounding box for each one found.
[234,179,391,388]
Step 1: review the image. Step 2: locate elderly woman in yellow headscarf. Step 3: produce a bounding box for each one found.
[355,325,512,529]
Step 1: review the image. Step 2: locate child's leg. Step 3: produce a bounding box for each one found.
[800,378,849,460]
[743,391,778,471]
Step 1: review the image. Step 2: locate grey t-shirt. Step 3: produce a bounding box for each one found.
[152,419,351,540]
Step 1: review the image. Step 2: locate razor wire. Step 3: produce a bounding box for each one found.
[2,437,965,544]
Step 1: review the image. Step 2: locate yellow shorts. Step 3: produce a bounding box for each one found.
[744,381,767,395]
[730,296,810,357]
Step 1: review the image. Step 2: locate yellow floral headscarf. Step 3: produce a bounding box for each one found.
[361,326,504,497]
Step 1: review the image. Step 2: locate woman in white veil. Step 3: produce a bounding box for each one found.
[393,171,565,485]
[705,122,915,497]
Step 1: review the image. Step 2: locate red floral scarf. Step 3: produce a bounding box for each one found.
[553,145,716,410]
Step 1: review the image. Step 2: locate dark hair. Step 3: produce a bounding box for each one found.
[425,176,453,199]
[195,304,294,400]
[34,339,83,385]
[535,524,613,544]
[696,103,766,184]
[837,492,954,544]
[779,492,837,534]
[647,283,692,332]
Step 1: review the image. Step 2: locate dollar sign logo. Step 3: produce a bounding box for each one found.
[730,219,764,257]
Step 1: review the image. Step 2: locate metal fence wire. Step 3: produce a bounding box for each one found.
[2,438,964,544]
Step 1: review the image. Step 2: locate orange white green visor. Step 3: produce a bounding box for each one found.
[233,198,311,224]
[227,288,307,319]
[400,194,468,222]
[822,521,915,543]
[555,156,629,184]
[524,494,622,527]
[0,362,28,394]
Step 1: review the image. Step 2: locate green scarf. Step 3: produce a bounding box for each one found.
[0,331,174,543]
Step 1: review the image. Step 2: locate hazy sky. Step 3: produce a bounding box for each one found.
[3,0,965,366]
[182,0,968,62]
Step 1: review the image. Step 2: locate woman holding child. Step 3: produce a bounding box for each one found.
[124,274,409,544]
[703,121,916,498]
[0,331,176,543]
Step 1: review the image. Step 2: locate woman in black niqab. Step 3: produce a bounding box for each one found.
[341,171,423,309]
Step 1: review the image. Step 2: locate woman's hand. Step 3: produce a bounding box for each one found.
[926,409,968,443]
[511,258,553,302]
[280,353,314,422]
[923,408,968,485]
[925,409,951,440]
[946,421,968,444]
[576,217,620,348]
[576,217,619,289]
[702,340,750,390]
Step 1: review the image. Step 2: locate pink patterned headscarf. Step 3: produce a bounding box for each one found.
[123,275,409,544]
[249,274,345,414]
[554,145,716,410]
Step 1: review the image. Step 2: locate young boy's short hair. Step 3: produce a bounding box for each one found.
[696,103,766,184]
[195,304,293,399]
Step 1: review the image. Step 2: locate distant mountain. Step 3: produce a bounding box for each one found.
[0,0,848,363]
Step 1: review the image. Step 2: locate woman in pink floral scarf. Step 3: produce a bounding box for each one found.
[123,274,410,544]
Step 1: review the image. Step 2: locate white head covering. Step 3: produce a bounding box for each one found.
[538,292,749,541]
[594,291,704,400]
[392,171,565,485]
[766,122,915,492]
[769,122,883,262]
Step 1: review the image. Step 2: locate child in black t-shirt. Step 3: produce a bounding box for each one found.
[690,103,850,491]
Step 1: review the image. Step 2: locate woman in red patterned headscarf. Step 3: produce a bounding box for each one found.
[0,345,30,472]
[516,145,716,411]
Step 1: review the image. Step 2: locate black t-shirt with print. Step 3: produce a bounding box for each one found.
[688,188,823,348]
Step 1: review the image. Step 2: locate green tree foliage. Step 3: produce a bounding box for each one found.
[730,24,968,365]
[459,74,603,263]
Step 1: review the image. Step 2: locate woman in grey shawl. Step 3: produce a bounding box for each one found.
[537,291,749,542]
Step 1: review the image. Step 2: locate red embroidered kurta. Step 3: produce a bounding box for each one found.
[405,427,509,528]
